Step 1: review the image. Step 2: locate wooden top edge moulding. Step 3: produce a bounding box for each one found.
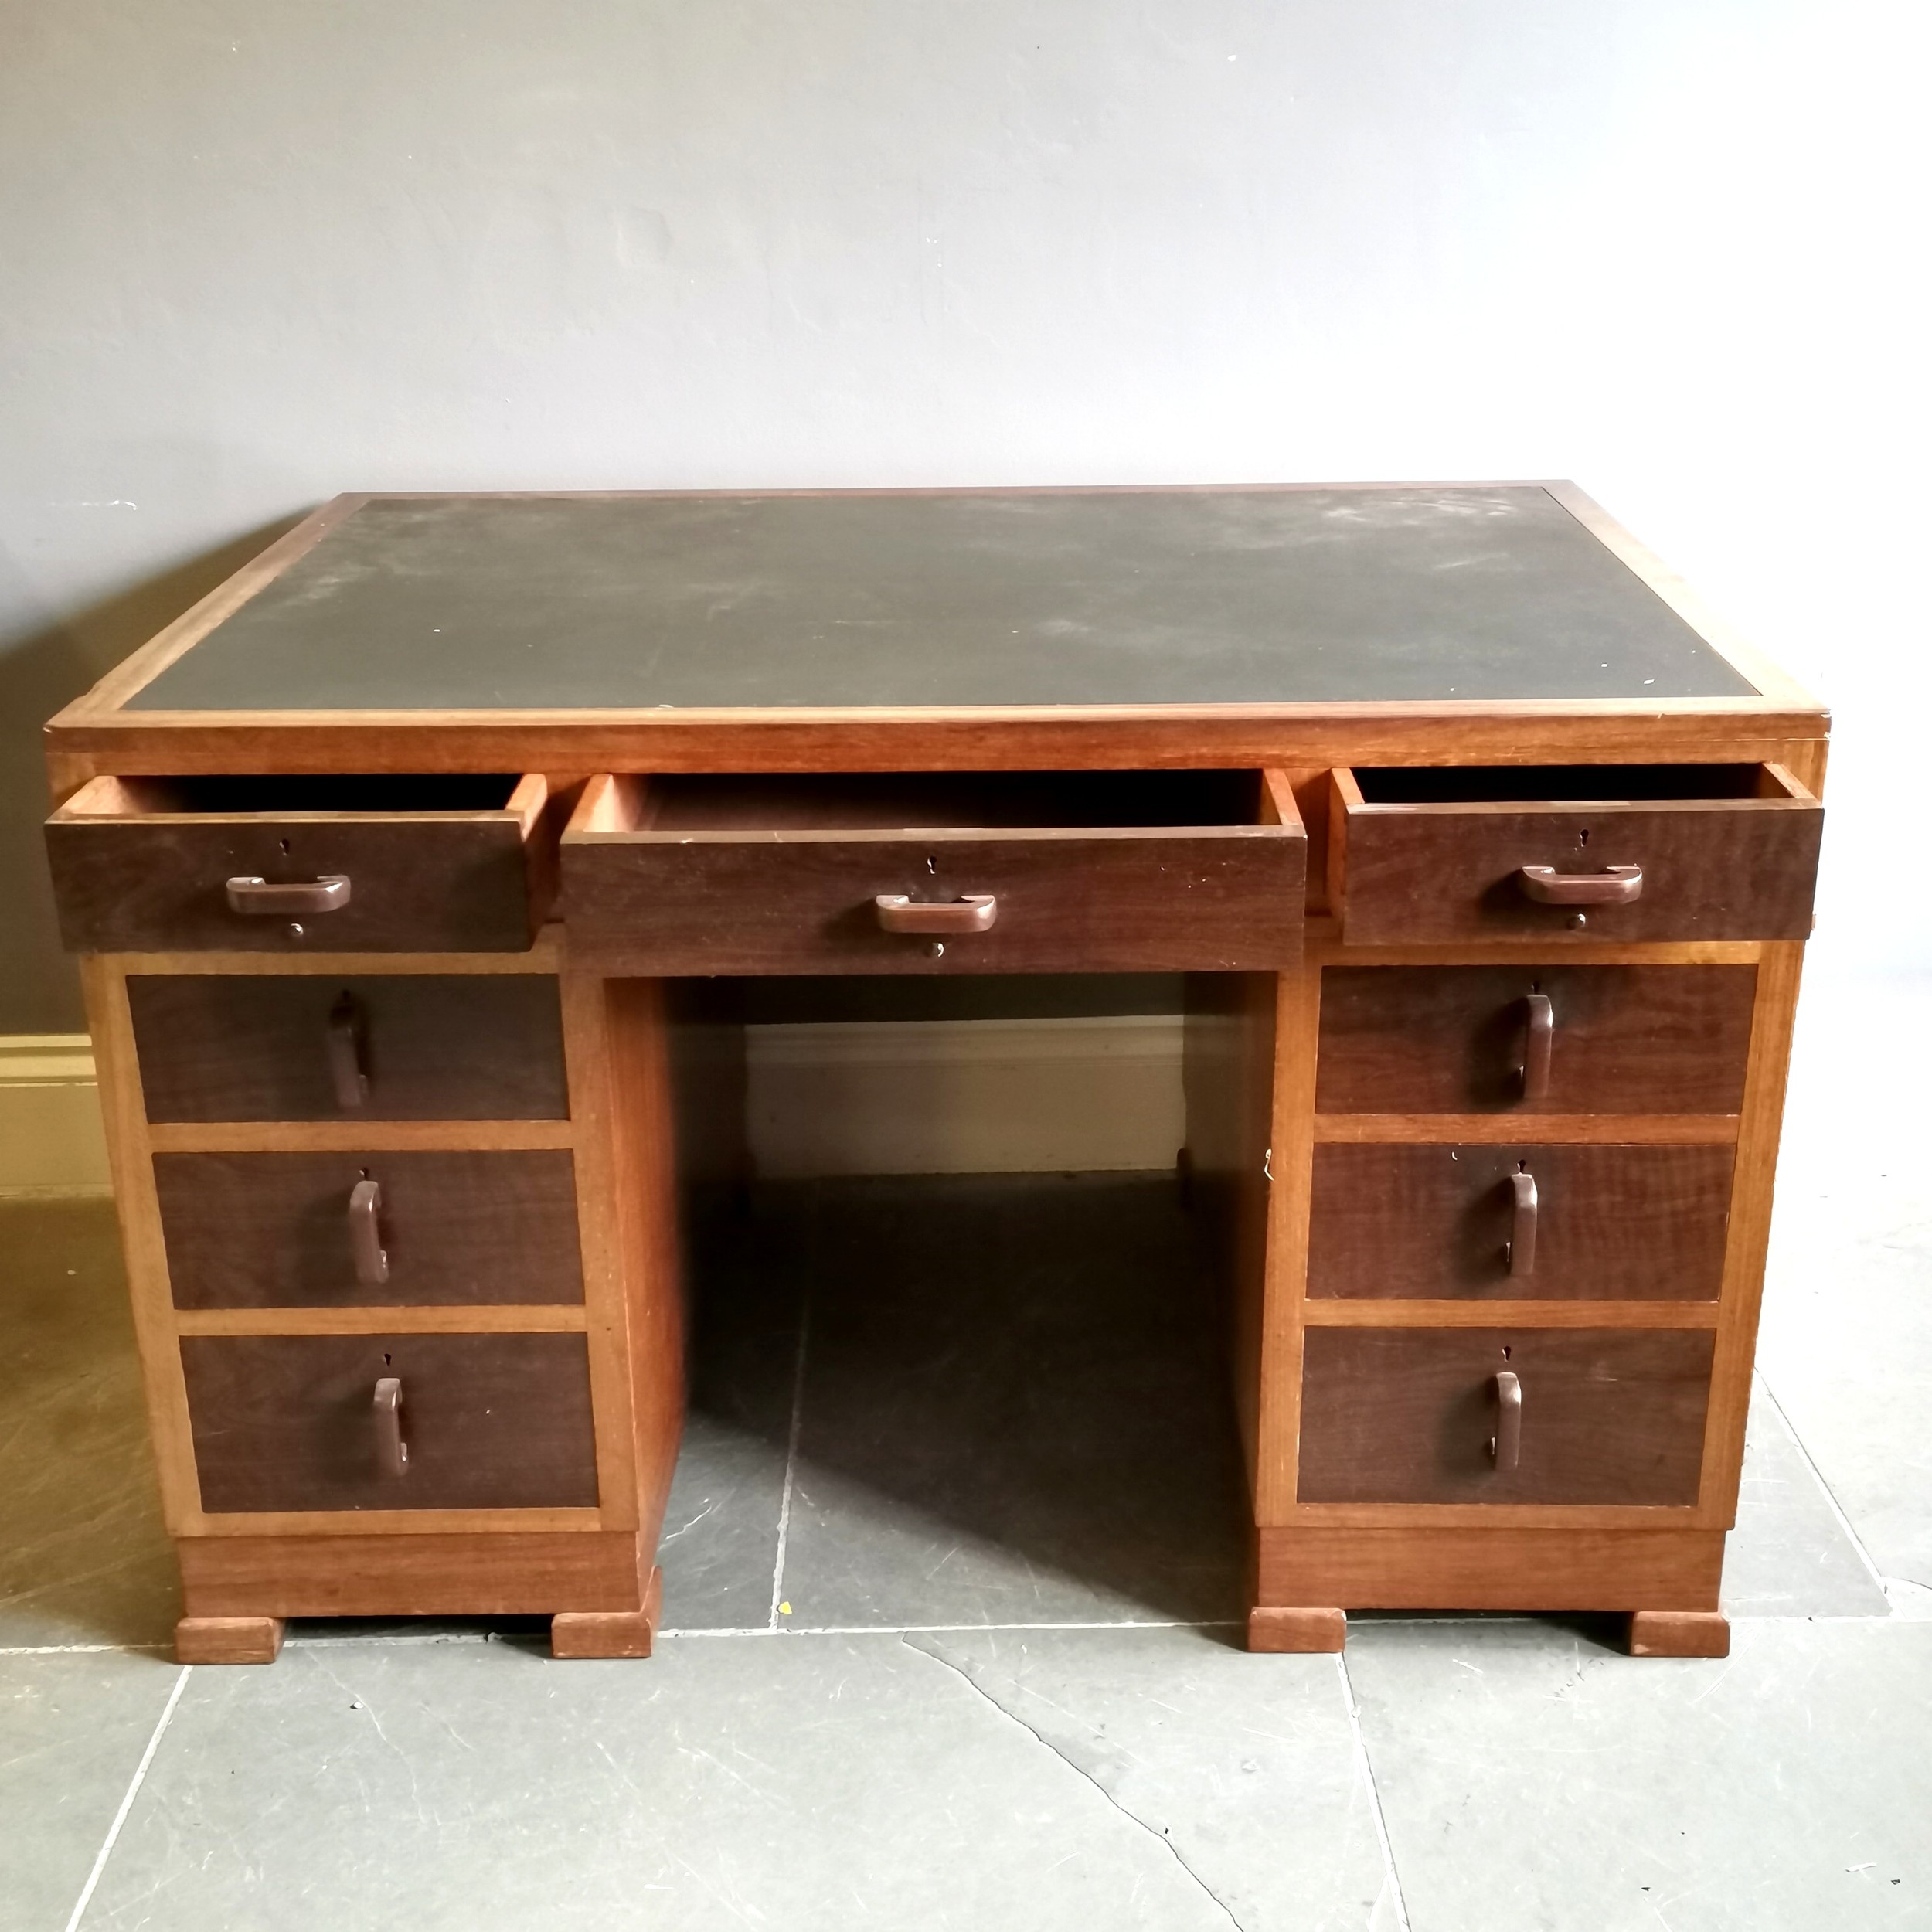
[43,485,1824,781]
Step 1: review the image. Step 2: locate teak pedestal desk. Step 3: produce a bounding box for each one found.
[43,485,1827,1666]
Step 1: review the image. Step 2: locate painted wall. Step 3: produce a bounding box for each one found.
[3,0,1925,1029]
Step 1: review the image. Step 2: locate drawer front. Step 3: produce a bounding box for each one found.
[561,771,1305,973]
[1332,764,1821,944]
[46,774,549,953]
[180,1332,599,1512]
[1307,1144,1734,1300]
[155,1151,583,1308]
[1315,965,1756,1114]
[1298,1328,1714,1505]
[128,974,569,1122]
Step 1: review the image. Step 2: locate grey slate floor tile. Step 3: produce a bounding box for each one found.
[79,1632,1312,1932]
[1721,1379,1889,1619]
[911,1624,1399,1929]
[0,1197,177,1649]
[1757,967,1932,1599]
[1345,1616,1932,1932]
[654,1191,804,1631]
[7,1121,1930,1932]
[0,1651,183,1931]
[766,1176,1250,1631]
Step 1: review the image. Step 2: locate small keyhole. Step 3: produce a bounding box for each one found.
[278,838,291,855]
[1579,828,1590,848]
[1517,1158,1529,1172]
[359,1167,370,1179]
[927,855,937,875]
[1502,1345,1512,1361]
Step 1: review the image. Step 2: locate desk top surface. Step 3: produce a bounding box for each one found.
[119,485,1764,715]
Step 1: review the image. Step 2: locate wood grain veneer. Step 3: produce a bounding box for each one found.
[1254,1525,1725,1611]
[1330,761,1821,944]
[128,972,569,1121]
[179,1332,599,1513]
[1181,971,1279,1493]
[44,483,1830,1656]
[1297,1327,1716,1506]
[561,769,1306,974]
[45,772,551,954]
[178,1529,651,1617]
[175,1617,285,1664]
[1306,1143,1733,1301]
[1629,1609,1730,1657]
[155,1149,583,1308]
[1315,964,1757,1115]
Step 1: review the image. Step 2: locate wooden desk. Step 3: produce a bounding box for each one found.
[43,484,1826,1665]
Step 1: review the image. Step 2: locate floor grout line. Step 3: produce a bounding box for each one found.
[0,1643,173,1657]
[9,1604,1918,1662]
[765,1293,811,1632]
[63,1662,190,1932]
[664,1617,1249,1638]
[1335,1653,1413,1932]
[1757,1372,1894,1602]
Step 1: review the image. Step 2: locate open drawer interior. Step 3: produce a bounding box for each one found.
[46,774,554,954]
[578,768,1294,835]
[1328,760,1821,943]
[55,773,541,818]
[562,769,1304,973]
[1342,763,1811,807]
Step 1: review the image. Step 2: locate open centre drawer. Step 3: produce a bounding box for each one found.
[1328,761,1821,943]
[46,773,553,953]
[561,769,1306,972]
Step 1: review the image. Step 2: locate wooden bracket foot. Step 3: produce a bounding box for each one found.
[1629,1610,1730,1658]
[176,1615,285,1665]
[552,1566,663,1660]
[1247,1607,1346,1653]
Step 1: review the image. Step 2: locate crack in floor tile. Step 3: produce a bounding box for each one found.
[902,1633,1246,1932]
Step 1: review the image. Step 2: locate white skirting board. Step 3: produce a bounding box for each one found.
[746,1015,1185,1177]
[0,1018,1185,1192]
[0,1036,111,1194]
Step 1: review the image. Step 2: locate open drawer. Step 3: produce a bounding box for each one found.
[1328,762,1821,944]
[46,774,554,952]
[561,770,1305,973]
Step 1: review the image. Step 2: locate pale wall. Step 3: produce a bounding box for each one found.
[4,0,1927,1029]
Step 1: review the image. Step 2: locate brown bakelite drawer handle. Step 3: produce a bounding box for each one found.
[1488,1370,1522,1471]
[1505,1171,1538,1277]
[226,875,352,916]
[875,893,998,935]
[327,993,370,1110]
[349,1178,388,1286]
[1518,993,1553,1102]
[373,1376,408,1478]
[1519,864,1643,906]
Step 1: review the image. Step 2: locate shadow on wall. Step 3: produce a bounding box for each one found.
[0,518,304,1034]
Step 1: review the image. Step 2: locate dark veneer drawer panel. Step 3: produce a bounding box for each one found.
[1331,762,1821,944]
[1315,965,1756,1114]
[128,975,568,1122]
[1307,1144,1733,1301]
[155,1151,583,1308]
[46,773,553,953]
[561,770,1306,973]
[181,1333,598,1512]
[1298,1328,1714,1505]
